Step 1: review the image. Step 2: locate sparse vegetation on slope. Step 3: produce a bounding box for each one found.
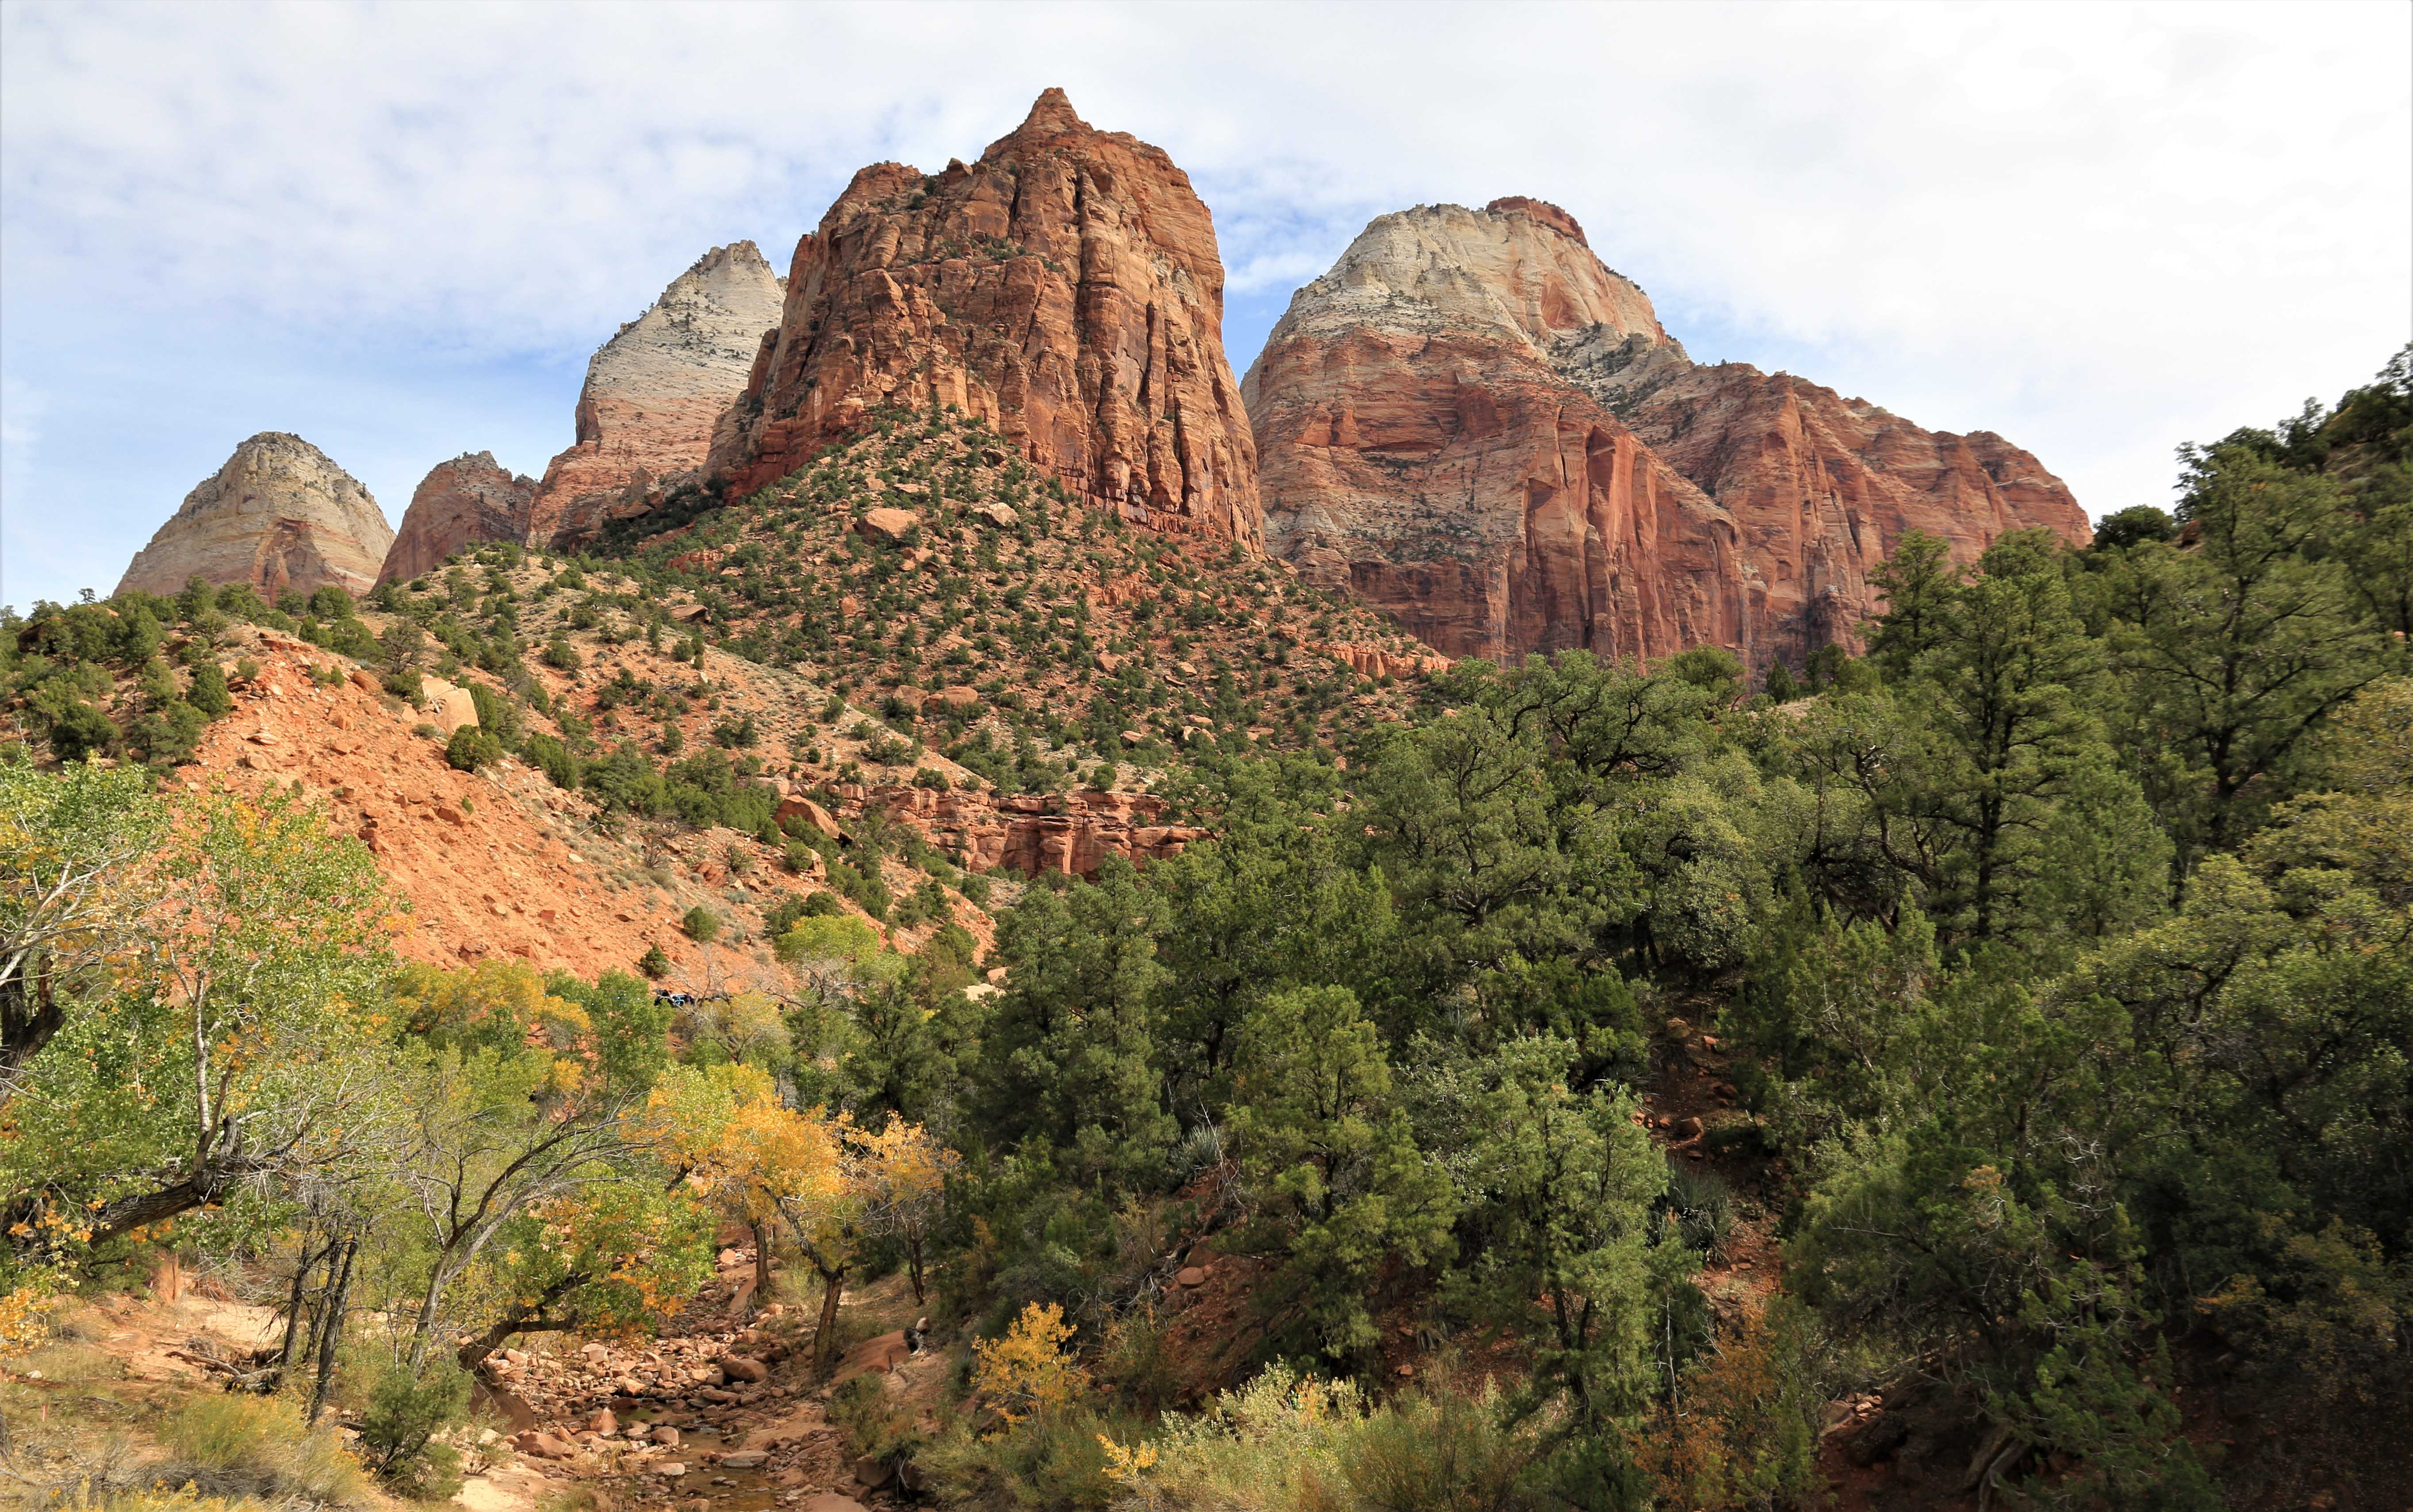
[3,352,2406,1512]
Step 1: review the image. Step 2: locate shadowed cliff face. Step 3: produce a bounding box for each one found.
[527,241,787,549]
[115,432,395,602]
[1245,199,2089,671]
[707,88,1262,548]
[379,452,535,585]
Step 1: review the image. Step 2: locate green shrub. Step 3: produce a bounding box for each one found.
[188,661,235,718]
[638,943,670,978]
[359,1358,469,1497]
[682,906,720,943]
[921,1405,1137,1512]
[467,683,518,743]
[1662,1165,1735,1259]
[524,732,579,789]
[764,891,838,936]
[829,1371,927,1462]
[48,701,118,762]
[542,637,583,671]
[123,700,207,765]
[444,723,503,772]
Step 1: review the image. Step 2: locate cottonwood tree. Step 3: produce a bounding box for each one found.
[388,962,657,1370]
[5,781,395,1254]
[0,753,164,1099]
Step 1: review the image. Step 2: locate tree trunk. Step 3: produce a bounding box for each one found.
[454,1271,586,1378]
[308,1236,358,1424]
[298,1237,346,1390]
[812,1266,846,1368]
[272,1231,327,1391]
[0,963,63,1098]
[905,1236,925,1306]
[85,1154,261,1250]
[749,1219,774,1313]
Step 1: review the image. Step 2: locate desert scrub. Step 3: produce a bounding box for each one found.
[157,1393,374,1508]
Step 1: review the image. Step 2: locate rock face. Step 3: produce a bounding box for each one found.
[1245,199,2089,671]
[526,242,787,548]
[709,88,1261,546]
[864,784,1204,881]
[379,452,535,584]
[116,433,394,602]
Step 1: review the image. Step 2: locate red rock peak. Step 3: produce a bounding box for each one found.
[1486,196,1588,247]
[1004,85,1088,141]
[710,90,1263,546]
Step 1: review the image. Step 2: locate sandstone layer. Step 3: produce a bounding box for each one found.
[868,784,1206,881]
[115,433,395,602]
[709,88,1261,546]
[1245,200,2089,671]
[379,452,536,584]
[527,242,787,548]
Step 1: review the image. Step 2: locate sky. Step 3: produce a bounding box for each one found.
[3,0,2407,612]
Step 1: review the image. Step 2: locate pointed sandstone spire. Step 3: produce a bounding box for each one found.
[526,241,787,548]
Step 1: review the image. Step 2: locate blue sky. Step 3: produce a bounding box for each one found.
[4,0,2407,612]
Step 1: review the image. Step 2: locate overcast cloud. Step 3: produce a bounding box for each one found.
[3,0,2406,609]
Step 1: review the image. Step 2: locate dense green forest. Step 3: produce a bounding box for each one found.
[1,350,2406,1511]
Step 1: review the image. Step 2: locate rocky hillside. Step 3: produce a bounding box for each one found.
[604,403,1437,774]
[1245,199,2090,674]
[114,432,395,601]
[380,450,536,584]
[528,241,788,549]
[708,89,1262,547]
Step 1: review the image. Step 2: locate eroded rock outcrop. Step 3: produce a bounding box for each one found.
[527,242,787,548]
[864,783,1203,881]
[709,88,1261,546]
[1246,199,2088,670]
[379,452,535,584]
[116,433,395,602]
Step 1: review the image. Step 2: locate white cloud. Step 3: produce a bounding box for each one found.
[3,0,2406,607]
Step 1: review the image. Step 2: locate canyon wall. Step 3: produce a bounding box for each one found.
[708,88,1262,546]
[115,432,395,602]
[1245,199,2088,670]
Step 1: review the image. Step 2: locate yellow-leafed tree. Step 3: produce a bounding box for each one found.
[648,1066,954,1363]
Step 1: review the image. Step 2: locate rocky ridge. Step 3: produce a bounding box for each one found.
[709,88,1262,546]
[115,433,395,602]
[528,242,788,549]
[1245,199,2090,672]
[380,451,537,585]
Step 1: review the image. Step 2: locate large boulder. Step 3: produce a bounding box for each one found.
[709,89,1262,547]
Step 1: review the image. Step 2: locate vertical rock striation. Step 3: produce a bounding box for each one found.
[709,88,1262,547]
[1245,199,2089,670]
[115,433,394,602]
[527,242,787,548]
[379,452,536,584]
